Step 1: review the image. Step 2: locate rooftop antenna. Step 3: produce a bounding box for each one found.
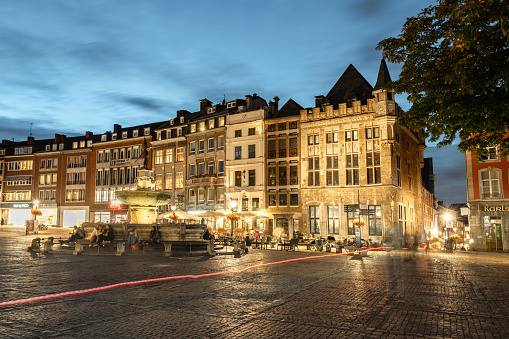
[222,85,226,105]
[29,122,33,137]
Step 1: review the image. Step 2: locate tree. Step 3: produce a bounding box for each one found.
[377,0,509,159]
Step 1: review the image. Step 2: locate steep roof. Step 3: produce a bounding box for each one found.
[273,99,303,118]
[326,64,374,106]
[373,59,392,91]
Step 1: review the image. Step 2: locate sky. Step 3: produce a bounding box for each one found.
[0,0,466,205]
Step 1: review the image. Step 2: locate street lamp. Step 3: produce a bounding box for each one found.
[229,200,237,235]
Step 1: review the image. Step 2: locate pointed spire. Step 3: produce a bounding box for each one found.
[373,59,392,91]
[326,64,374,106]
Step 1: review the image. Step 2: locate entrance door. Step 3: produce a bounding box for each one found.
[486,223,503,251]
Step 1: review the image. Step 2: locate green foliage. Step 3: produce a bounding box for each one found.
[377,0,509,159]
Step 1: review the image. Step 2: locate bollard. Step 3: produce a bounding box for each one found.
[73,241,83,255]
[41,241,52,253]
[164,243,172,257]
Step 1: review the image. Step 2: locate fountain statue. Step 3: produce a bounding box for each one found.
[115,140,172,224]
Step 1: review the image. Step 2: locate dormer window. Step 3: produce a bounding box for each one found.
[218,117,225,127]
[207,107,216,114]
[87,140,92,147]
[101,134,107,141]
[73,142,78,149]
[79,141,85,148]
[209,119,215,129]
[122,131,128,139]
[59,144,64,150]
[157,132,161,141]
[133,130,139,137]
[178,128,182,137]
[170,119,174,125]
[190,124,196,133]
[144,128,150,136]
[112,133,117,140]
[227,102,236,108]
[199,122,205,131]
[180,117,184,123]
[45,145,50,151]
[52,144,57,150]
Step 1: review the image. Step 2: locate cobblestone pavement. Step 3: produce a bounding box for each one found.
[1,229,509,338]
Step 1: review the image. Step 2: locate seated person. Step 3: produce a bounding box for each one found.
[89,225,103,247]
[127,229,138,245]
[148,226,161,244]
[60,225,85,244]
[97,224,114,245]
[203,228,213,241]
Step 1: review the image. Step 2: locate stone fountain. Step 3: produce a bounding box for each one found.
[115,169,172,224]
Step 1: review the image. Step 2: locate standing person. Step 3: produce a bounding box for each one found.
[89,225,103,247]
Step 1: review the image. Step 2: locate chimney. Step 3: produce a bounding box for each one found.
[114,124,122,133]
[245,95,253,111]
[54,134,66,142]
[200,99,212,113]
[27,136,34,144]
[273,96,279,112]
[85,131,93,138]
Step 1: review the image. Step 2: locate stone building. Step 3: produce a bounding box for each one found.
[264,98,303,237]
[299,60,426,245]
[465,145,509,251]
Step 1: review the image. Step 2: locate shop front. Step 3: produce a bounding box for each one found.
[0,202,32,226]
[38,203,58,227]
[469,203,508,251]
[60,207,89,227]
[90,203,128,224]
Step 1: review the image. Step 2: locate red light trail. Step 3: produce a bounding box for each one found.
[0,247,391,307]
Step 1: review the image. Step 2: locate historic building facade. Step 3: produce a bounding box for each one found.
[299,61,426,244]
[264,98,302,237]
[465,146,509,251]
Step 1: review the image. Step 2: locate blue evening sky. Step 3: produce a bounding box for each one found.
[0,0,465,205]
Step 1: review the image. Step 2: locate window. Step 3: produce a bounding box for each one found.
[248,128,255,136]
[112,134,117,140]
[176,147,183,162]
[52,144,57,150]
[290,194,298,206]
[368,205,382,235]
[190,164,195,177]
[290,166,298,185]
[235,146,242,160]
[279,193,287,206]
[326,155,339,186]
[122,131,128,139]
[328,206,339,234]
[248,169,255,186]
[242,198,249,211]
[268,167,276,186]
[308,147,320,186]
[133,130,139,137]
[189,189,196,203]
[198,162,205,175]
[165,149,173,163]
[190,141,196,156]
[248,145,255,158]
[165,173,173,190]
[408,162,412,191]
[289,121,297,129]
[227,102,236,108]
[252,198,259,210]
[269,194,277,206]
[309,206,320,233]
[198,188,205,202]
[199,122,205,131]
[190,124,196,133]
[289,137,297,157]
[308,134,319,145]
[218,187,225,201]
[218,136,225,151]
[347,206,360,235]
[481,146,498,160]
[218,117,225,127]
[218,161,224,176]
[278,138,286,157]
[208,188,215,201]
[73,142,78,149]
[480,169,501,198]
[235,130,242,138]
[45,145,50,151]
[144,128,150,136]
[208,138,214,152]
[155,150,163,164]
[346,154,359,185]
[268,139,276,159]
[396,155,401,187]
[268,124,276,132]
[155,174,163,190]
[208,161,214,175]
[207,107,216,114]
[176,172,183,188]
[40,159,46,169]
[278,123,286,131]
[209,119,215,129]
[199,140,204,154]
[279,166,287,185]
[235,171,242,187]
[345,130,358,141]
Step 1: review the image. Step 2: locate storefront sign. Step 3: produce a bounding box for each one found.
[484,206,509,212]
[0,203,31,209]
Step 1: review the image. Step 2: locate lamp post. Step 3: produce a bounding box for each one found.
[444,213,451,250]
[229,200,237,235]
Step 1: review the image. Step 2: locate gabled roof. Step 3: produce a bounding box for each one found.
[373,59,392,91]
[326,64,374,106]
[273,99,303,118]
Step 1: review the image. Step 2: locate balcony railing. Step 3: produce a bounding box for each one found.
[110,159,132,166]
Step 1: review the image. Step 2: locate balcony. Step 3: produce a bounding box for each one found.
[189,175,224,185]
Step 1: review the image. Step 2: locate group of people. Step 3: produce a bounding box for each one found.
[89,224,114,247]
